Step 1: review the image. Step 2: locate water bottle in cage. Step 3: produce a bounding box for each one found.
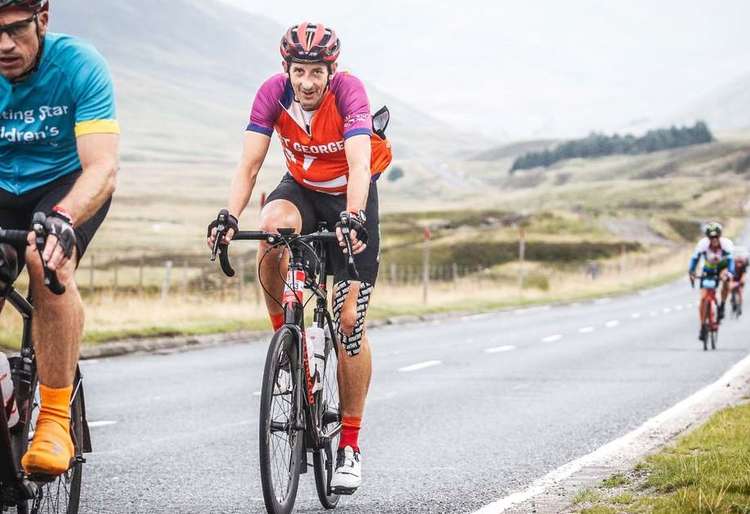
[0,353,19,428]
[307,326,325,393]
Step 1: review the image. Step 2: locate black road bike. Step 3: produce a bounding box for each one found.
[0,216,92,514]
[211,209,359,514]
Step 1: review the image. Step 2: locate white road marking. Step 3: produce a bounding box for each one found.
[471,351,750,514]
[674,305,684,311]
[88,420,117,428]
[578,326,595,333]
[631,313,641,319]
[542,334,563,343]
[663,307,672,314]
[398,360,442,372]
[604,320,620,328]
[649,311,658,317]
[485,345,516,354]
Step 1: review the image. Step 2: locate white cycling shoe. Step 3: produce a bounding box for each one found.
[331,445,361,495]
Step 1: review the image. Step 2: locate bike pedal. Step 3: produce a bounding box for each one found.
[27,473,57,484]
[331,486,357,496]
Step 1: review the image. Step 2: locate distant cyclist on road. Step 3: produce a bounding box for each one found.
[207,22,391,495]
[730,246,748,315]
[688,222,735,341]
[0,0,119,477]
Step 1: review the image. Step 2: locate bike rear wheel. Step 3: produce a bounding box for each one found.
[313,332,341,509]
[702,300,712,351]
[708,299,718,351]
[259,327,303,514]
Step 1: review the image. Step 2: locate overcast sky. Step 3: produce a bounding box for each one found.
[221,0,750,141]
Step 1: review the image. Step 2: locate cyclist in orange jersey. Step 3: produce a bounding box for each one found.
[207,22,392,495]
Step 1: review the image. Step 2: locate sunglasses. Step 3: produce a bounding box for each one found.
[0,14,36,40]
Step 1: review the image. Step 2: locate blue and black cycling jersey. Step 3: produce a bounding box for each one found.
[0,32,119,195]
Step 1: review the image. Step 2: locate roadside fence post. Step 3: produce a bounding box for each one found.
[519,226,526,292]
[238,257,245,302]
[113,257,119,298]
[161,260,173,301]
[138,254,145,296]
[89,254,95,294]
[183,260,189,296]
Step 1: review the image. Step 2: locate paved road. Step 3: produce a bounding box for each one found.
[76,273,750,513]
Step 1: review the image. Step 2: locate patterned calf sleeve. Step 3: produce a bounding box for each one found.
[332,281,373,356]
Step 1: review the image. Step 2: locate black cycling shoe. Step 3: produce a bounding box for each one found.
[718,302,726,321]
[699,326,707,342]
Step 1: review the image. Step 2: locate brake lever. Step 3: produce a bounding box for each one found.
[31,212,66,295]
[210,209,229,262]
[338,213,360,281]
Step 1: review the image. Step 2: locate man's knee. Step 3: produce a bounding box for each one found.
[259,200,301,234]
[25,246,77,289]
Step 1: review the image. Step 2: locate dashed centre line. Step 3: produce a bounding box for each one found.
[88,420,118,428]
[631,313,641,319]
[604,320,620,328]
[399,360,442,372]
[579,326,595,333]
[485,345,516,354]
[663,307,672,314]
[542,334,563,343]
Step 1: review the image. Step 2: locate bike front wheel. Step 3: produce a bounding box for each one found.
[259,327,304,514]
[313,332,341,509]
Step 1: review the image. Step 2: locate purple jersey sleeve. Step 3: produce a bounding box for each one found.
[330,73,372,139]
[247,74,286,136]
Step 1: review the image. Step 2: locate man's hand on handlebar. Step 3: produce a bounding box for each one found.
[336,211,368,255]
[206,209,239,250]
[33,210,76,272]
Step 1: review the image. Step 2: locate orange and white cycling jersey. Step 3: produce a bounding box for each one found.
[247,72,391,194]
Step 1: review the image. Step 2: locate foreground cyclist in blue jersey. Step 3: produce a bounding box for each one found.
[0,0,119,477]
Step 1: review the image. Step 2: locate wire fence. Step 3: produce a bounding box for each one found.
[70,244,682,304]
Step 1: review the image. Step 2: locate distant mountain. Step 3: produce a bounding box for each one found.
[469,139,558,162]
[51,0,484,163]
[672,72,750,132]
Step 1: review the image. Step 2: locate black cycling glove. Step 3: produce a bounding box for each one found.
[207,210,239,239]
[337,210,369,245]
[39,211,76,259]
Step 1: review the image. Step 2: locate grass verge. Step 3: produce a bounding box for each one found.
[573,402,750,513]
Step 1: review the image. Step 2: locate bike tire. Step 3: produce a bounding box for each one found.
[313,333,341,509]
[702,300,711,351]
[259,327,303,514]
[710,328,718,350]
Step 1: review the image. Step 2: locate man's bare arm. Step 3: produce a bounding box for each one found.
[343,134,371,214]
[57,133,120,225]
[227,131,272,219]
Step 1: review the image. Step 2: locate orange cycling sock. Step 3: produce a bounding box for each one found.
[339,416,362,452]
[21,384,74,476]
[270,312,284,331]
